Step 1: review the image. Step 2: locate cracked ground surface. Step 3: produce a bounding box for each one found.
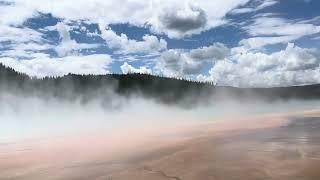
[1,112,320,180]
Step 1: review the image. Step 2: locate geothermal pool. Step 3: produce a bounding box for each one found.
[1,110,320,180]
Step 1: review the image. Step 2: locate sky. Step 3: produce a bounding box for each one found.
[0,0,320,87]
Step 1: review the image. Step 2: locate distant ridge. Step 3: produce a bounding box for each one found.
[1,63,320,105]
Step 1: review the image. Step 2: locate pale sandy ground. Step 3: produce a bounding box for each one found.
[1,110,320,180]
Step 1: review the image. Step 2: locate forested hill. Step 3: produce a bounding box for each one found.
[0,64,214,105]
[1,63,320,105]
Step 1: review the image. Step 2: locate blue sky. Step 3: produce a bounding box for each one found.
[0,0,319,87]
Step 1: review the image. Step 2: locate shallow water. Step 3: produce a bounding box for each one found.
[1,115,320,180]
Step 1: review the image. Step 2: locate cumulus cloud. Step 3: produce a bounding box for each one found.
[150,0,250,38]
[0,0,248,75]
[98,24,167,55]
[158,50,201,76]
[0,54,112,77]
[156,43,230,76]
[0,0,250,39]
[202,43,320,87]
[121,62,152,74]
[158,4,207,38]
[1,0,320,88]
[189,43,230,60]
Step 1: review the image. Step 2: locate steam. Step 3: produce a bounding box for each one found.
[1,81,319,143]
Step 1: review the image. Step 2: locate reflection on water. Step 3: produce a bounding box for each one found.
[217,117,320,179]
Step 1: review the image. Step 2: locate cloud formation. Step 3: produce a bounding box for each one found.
[0,0,252,38]
[156,43,230,76]
[98,24,167,55]
[240,16,320,49]
[158,4,207,38]
[121,62,152,74]
[53,22,99,57]
[203,43,320,87]
[0,54,112,77]
[0,0,320,87]
[230,0,278,15]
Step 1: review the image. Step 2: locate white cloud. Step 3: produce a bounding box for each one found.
[0,42,53,59]
[255,0,278,10]
[149,0,251,38]
[156,43,230,76]
[1,0,250,38]
[189,43,230,60]
[0,22,99,60]
[53,22,99,57]
[157,50,202,76]
[155,3,208,38]
[202,43,320,87]
[229,0,278,15]
[239,35,299,49]
[229,8,254,15]
[120,62,152,74]
[98,24,167,55]
[0,24,44,44]
[247,17,320,37]
[239,16,320,49]
[0,54,112,77]
[1,0,320,88]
